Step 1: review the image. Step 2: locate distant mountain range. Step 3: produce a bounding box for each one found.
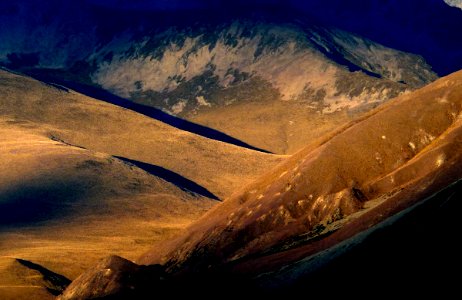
[2,0,461,73]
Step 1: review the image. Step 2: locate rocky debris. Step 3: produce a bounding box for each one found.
[57,256,138,299]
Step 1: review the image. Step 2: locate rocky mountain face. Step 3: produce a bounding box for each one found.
[92,20,437,154]
[90,21,436,117]
[0,2,436,117]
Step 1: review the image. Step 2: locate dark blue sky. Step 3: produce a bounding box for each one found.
[85,0,285,10]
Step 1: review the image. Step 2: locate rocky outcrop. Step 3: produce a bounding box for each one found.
[57,256,136,300]
[91,22,436,116]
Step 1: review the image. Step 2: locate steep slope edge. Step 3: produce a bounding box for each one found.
[59,70,462,299]
[138,69,462,272]
[59,69,462,299]
[0,69,285,199]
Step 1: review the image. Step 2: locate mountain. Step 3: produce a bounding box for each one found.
[0,69,284,299]
[1,2,461,298]
[0,1,439,153]
[88,21,436,153]
[0,69,284,199]
[59,69,462,298]
[287,0,462,77]
[89,21,434,111]
[141,69,462,271]
[0,117,213,299]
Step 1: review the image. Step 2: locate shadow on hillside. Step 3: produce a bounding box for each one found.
[24,71,271,154]
[16,258,71,295]
[0,177,94,227]
[115,156,220,201]
[97,179,462,298]
[263,179,462,297]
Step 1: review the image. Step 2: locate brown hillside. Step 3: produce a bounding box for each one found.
[0,69,285,199]
[0,119,215,299]
[138,70,462,274]
[0,69,284,299]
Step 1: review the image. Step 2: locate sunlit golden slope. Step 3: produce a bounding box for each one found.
[189,72,411,154]
[137,69,462,274]
[0,69,285,199]
[0,119,215,299]
[0,69,285,299]
[0,258,66,300]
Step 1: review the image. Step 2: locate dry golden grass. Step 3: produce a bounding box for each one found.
[0,69,286,299]
[190,99,356,154]
[0,257,54,300]
[0,70,286,199]
[0,120,215,299]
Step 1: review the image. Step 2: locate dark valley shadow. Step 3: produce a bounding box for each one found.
[16,258,71,296]
[114,156,220,201]
[23,70,271,154]
[260,179,462,297]
[0,177,95,227]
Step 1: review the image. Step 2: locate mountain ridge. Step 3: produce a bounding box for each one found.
[140,68,462,274]
[57,69,462,299]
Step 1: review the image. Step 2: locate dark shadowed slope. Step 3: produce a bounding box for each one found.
[15,259,71,296]
[57,179,462,298]
[251,179,462,296]
[115,156,220,200]
[24,71,271,153]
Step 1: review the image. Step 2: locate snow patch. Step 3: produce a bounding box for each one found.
[408,142,416,150]
[444,0,462,9]
[196,96,211,107]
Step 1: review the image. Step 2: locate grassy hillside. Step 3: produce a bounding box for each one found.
[0,69,285,299]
